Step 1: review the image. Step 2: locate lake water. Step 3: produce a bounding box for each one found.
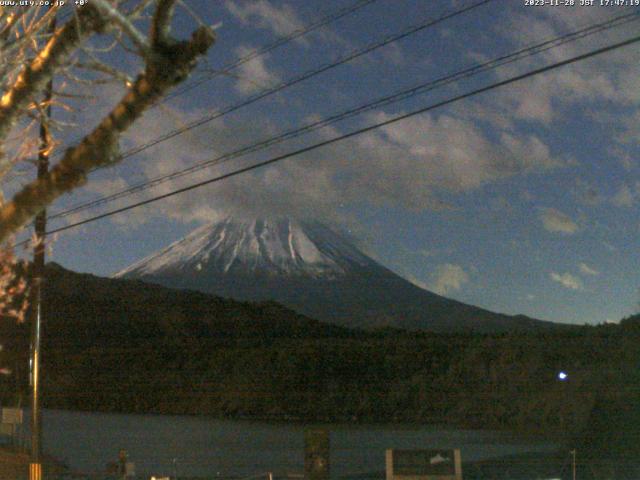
[30,409,556,478]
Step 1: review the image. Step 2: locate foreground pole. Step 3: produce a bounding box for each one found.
[30,9,56,480]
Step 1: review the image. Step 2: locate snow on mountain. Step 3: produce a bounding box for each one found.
[117,215,558,333]
[115,216,379,280]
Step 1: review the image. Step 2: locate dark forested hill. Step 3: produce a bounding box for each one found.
[1,263,639,474]
[42,262,357,344]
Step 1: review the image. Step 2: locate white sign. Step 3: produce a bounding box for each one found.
[386,449,462,480]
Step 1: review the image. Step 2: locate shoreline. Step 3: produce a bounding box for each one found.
[40,405,559,443]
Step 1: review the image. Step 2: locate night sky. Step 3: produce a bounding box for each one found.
[11,0,640,325]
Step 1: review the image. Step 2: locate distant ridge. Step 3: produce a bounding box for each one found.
[116,216,562,333]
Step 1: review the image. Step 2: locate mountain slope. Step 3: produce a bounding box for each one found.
[116,216,559,333]
[117,217,379,278]
[41,262,355,345]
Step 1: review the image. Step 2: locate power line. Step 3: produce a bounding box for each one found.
[164,0,380,102]
[15,0,378,175]
[85,0,495,172]
[48,10,640,221]
[33,32,640,242]
[38,0,494,219]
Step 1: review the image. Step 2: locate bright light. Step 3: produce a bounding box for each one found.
[558,371,568,381]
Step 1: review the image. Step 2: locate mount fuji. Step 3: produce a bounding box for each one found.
[116,216,557,332]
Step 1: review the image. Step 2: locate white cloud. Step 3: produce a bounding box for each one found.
[225,1,305,39]
[539,208,579,235]
[233,45,281,94]
[74,103,240,227]
[353,111,563,203]
[578,262,598,276]
[486,5,640,130]
[224,0,348,48]
[26,4,640,248]
[429,263,469,295]
[550,272,583,291]
[612,184,640,208]
[76,99,566,233]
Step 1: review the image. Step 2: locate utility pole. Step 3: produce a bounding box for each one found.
[571,449,576,480]
[30,7,56,480]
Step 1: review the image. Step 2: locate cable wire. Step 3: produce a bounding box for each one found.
[18,0,378,172]
[164,0,380,102]
[48,10,640,221]
[84,0,495,173]
[28,32,640,243]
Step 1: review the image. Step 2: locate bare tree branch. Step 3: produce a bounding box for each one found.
[91,0,151,58]
[0,10,27,42]
[73,59,135,86]
[151,0,177,47]
[0,7,106,166]
[0,23,215,243]
[126,0,157,20]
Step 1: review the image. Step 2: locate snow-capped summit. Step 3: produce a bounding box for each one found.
[116,216,378,279]
[117,215,557,333]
